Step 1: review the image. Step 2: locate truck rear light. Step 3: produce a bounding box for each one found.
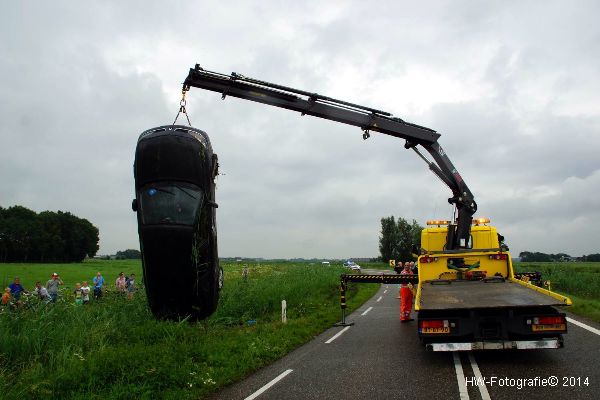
[528,315,567,332]
[536,316,565,325]
[420,320,447,329]
[489,254,508,260]
[420,256,438,263]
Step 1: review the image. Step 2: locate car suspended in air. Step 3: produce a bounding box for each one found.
[132,125,223,320]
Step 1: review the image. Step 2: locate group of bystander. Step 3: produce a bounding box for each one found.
[1,271,137,310]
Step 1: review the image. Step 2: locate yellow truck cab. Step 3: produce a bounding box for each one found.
[414,218,571,351]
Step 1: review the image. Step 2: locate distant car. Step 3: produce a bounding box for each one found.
[349,264,361,273]
[321,261,330,265]
[343,260,361,273]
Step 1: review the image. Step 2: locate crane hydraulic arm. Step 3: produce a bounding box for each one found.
[183,64,478,250]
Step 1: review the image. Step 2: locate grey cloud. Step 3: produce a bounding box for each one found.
[2,1,599,258]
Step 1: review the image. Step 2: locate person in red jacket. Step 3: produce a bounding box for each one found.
[400,263,414,322]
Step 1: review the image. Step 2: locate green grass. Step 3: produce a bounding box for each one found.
[559,292,600,322]
[514,262,600,322]
[355,261,395,271]
[0,260,378,399]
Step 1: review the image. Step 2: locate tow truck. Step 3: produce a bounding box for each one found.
[413,218,571,350]
[154,64,571,349]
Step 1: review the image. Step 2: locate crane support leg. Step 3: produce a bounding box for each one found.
[333,280,354,327]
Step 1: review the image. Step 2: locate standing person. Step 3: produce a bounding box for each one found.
[399,263,414,322]
[126,273,136,300]
[92,272,104,300]
[33,281,51,303]
[1,288,11,307]
[8,277,28,306]
[411,260,418,275]
[73,283,83,305]
[394,261,403,274]
[46,273,64,303]
[81,281,91,304]
[115,272,127,295]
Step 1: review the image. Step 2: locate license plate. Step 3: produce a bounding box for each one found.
[421,327,450,334]
[532,324,566,331]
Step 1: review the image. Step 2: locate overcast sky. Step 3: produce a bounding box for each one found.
[1,1,599,258]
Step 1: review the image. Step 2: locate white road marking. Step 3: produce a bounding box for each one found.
[325,326,351,344]
[453,352,469,400]
[361,307,373,316]
[376,296,383,302]
[244,369,293,400]
[383,290,388,294]
[567,317,600,336]
[468,353,491,400]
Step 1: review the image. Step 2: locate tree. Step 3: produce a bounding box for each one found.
[519,251,552,262]
[36,211,65,262]
[379,216,423,262]
[551,253,571,262]
[584,254,600,262]
[379,216,398,262]
[116,249,141,259]
[1,206,38,262]
[57,211,99,262]
[396,217,423,261]
[396,218,413,262]
[0,205,99,263]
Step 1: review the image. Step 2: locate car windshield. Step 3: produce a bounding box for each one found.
[139,183,203,225]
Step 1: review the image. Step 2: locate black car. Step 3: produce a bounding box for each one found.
[132,125,222,320]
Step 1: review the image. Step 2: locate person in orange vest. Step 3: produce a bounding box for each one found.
[395,263,408,296]
[400,262,414,322]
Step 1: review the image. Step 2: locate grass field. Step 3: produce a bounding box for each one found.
[355,261,394,271]
[0,260,378,399]
[514,262,600,322]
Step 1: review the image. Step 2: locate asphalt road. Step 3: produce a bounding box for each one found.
[210,275,600,400]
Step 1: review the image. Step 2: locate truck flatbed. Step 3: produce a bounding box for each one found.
[418,279,567,310]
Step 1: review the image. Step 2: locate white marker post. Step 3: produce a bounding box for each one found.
[281,300,287,323]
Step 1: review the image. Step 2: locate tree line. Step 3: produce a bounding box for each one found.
[519,251,600,262]
[116,249,141,259]
[0,205,99,263]
[379,216,423,262]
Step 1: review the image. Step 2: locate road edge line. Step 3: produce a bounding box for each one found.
[567,317,600,336]
[325,326,351,344]
[453,352,470,400]
[244,369,294,400]
[468,353,491,400]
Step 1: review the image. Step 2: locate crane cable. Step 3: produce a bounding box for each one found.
[172,87,192,126]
